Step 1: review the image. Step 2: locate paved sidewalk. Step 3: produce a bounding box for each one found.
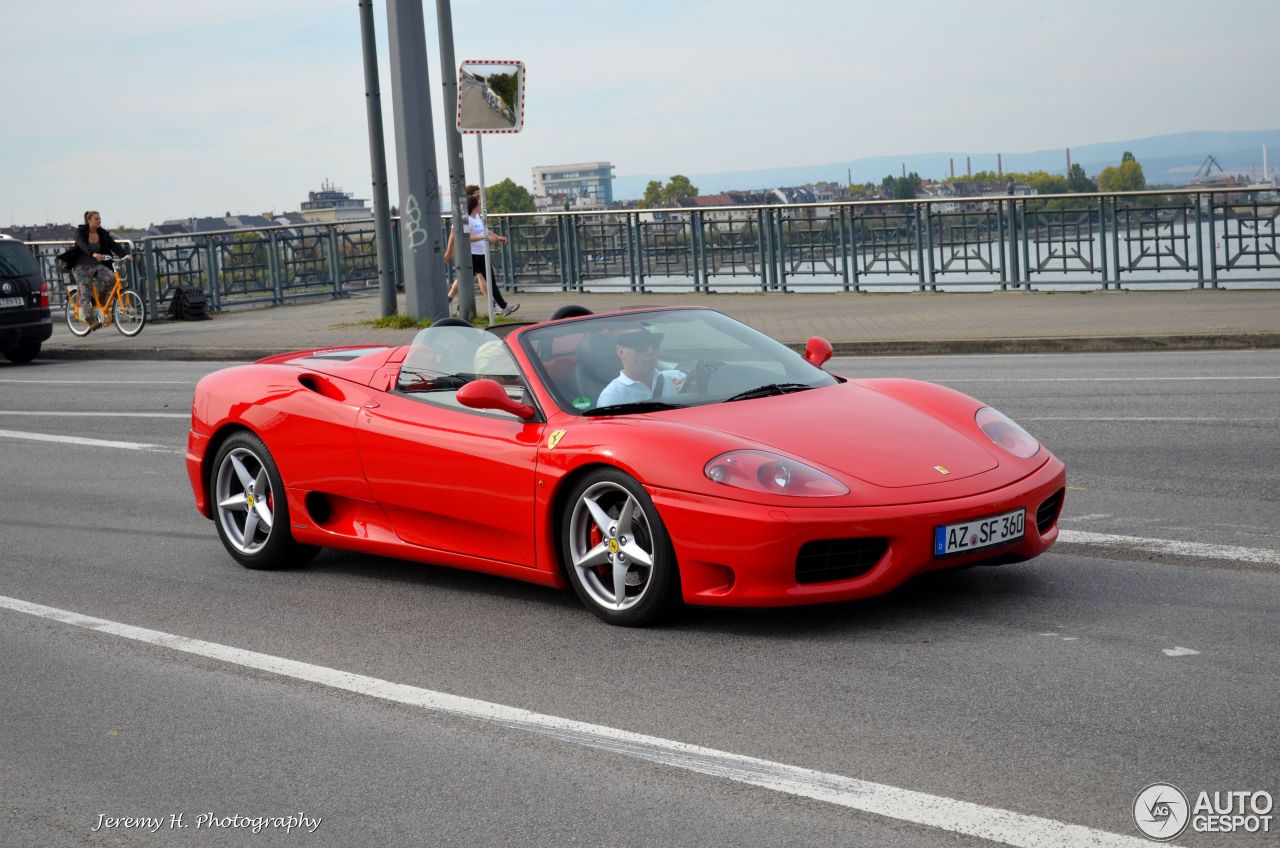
[34,288,1280,361]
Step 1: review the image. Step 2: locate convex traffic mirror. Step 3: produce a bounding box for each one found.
[457,61,525,133]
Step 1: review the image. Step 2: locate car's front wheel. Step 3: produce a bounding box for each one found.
[561,469,681,626]
[211,431,318,570]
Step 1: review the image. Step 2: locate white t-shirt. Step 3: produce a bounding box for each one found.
[468,213,487,255]
[597,369,687,407]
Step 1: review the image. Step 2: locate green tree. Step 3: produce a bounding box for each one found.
[486,73,518,113]
[639,180,663,208]
[660,174,698,203]
[1018,171,1069,195]
[484,178,534,215]
[881,172,921,199]
[1098,154,1146,192]
[1068,163,1097,193]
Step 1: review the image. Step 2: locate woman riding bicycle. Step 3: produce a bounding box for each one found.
[64,211,130,331]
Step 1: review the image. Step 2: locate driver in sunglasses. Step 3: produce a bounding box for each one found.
[596,326,687,408]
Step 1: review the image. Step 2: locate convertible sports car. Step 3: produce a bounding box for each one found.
[187,306,1065,626]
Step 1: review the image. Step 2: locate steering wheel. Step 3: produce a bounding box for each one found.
[678,360,724,394]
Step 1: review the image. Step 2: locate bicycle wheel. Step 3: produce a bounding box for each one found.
[64,287,93,337]
[114,290,147,337]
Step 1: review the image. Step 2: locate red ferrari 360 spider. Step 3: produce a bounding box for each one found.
[187,306,1065,626]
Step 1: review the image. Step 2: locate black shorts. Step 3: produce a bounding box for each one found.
[471,254,487,276]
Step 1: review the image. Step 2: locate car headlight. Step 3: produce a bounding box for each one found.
[976,407,1039,458]
[704,450,849,497]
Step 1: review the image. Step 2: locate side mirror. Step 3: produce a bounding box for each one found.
[456,378,536,419]
[803,336,833,367]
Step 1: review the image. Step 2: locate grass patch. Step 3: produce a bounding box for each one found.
[372,314,430,329]
[347,313,524,331]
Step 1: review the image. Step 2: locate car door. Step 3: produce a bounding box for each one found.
[354,330,544,567]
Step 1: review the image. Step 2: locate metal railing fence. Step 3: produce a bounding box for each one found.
[24,187,1280,318]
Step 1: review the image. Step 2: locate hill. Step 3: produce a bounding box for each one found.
[613,130,1280,197]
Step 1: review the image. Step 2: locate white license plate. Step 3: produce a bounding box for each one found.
[0,296,24,309]
[934,508,1025,556]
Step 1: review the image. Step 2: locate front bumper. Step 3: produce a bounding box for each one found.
[652,457,1066,607]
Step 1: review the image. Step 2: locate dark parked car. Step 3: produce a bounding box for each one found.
[0,234,52,363]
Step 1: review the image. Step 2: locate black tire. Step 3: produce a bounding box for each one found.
[3,343,41,364]
[113,289,146,337]
[210,431,319,570]
[560,468,681,626]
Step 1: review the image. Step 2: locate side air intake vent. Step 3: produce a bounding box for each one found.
[1036,488,1065,534]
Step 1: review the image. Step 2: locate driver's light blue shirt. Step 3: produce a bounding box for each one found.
[597,369,687,407]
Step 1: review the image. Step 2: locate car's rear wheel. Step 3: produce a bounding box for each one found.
[561,469,681,626]
[65,288,92,336]
[211,432,318,570]
[3,343,41,364]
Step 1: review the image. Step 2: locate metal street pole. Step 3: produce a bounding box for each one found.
[357,0,397,318]
[434,0,475,319]
[386,0,448,320]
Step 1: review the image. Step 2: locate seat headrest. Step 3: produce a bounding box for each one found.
[577,332,622,384]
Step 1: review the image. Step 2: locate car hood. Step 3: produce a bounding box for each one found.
[672,381,1000,488]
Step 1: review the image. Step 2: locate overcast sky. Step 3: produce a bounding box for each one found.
[5,0,1278,227]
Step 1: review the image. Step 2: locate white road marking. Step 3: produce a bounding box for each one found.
[0,411,188,419]
[941,376,1280,383]
[1162,647,1200,657]
[1061,514,1113,523]
[1022,417,1276,423]
[0,379,193,384]
[1058,530,1280,566]
[0,594,1156,848]
[0,428,180,453]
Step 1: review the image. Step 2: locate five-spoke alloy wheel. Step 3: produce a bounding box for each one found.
[561,469,680,626]
[211,431,316,569]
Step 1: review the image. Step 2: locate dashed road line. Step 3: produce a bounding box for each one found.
[1057,530,1280,566]
[0,428,181,454]
[0,411,188,419]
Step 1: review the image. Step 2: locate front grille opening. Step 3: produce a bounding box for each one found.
[795,537,889,584]
[1036,488,1065,534]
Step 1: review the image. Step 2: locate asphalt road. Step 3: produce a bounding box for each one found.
[1,351,1276,847]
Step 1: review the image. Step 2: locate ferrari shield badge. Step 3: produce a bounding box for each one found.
[547,429,567,449]
[934,465,951,475]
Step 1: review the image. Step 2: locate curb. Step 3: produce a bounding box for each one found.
[33,332,1280,363]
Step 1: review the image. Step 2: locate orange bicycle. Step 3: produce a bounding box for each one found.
[66,255,146,337]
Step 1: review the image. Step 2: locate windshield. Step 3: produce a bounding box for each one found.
[520,308,839,415]
[0,242,42,279]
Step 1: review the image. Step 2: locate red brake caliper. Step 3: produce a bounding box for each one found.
[589,523,608,579]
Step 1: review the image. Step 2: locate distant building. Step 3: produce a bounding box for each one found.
[300,180,371,223]
[0,223,78,242]
[532,162,615,206]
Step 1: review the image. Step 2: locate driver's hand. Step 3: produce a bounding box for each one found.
[670,375,686,392]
